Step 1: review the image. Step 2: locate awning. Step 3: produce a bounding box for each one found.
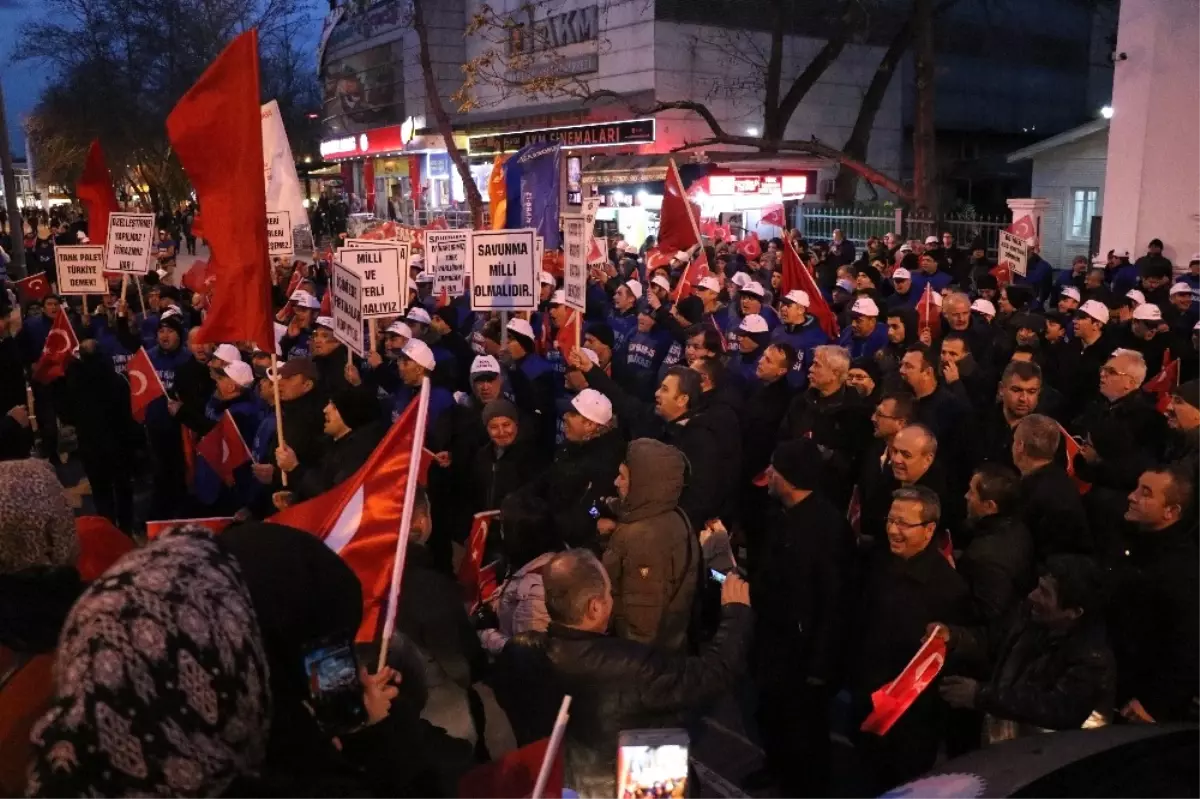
[582,156,709,189]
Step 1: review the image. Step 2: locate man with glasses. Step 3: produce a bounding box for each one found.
[850,485,970,794]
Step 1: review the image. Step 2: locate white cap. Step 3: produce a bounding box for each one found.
[160,307,182,322]
[406,307,432,325]
[892,267,911,281]
[290,290,320,309]
[579,347,600,367]
[738,313,769,334]
[730,272,751,289]
[1125,289,1146,306]
[400,338,436,371]
[851,297,880,317]
[622,242,639,254]
[1170,282,1192,296]
[416,272,434,283]
[1078,299,1110,324]
[470,354,501,376]
[970,298,996,317]
[624,280,643,299]
[898,243,913,253]
[570,388,613,425]
[1132,303,1163,321]
[1060,286,1081,302]
[213,343,242,363]
[924,236,939,245]
[782,289,810,307]
[506,317,535,340]
[673,250,690,263]
[697,276,722,293]
[740,280,765,298]
[76,231,89,243]
[651,275,671,292]
[547,289,566,305]
[385,320,412,338]
[218,360,255,389]
[1190,253,1200,264]
[315,316,335,330]
[1115,249,1130,259]
[539,270,556,286]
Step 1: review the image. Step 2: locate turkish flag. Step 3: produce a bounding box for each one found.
[458,737,564,799]
[127,347,167,422]
[1056,422,1092,495]
[673,250,711,301]
[76,140,120,260]
[1143,351,1180,413]
[781,238,839,338]
[990,263,1012,287]
[457,510,500,605]
[269,397,427,641]
[762,205,786,228]
[553,309,582,358]
[181,259,212,295]
[166,30,273,352]
[736,232,762,260]
[32,311,79,383]
[916,284,942,339]
[74,516,135,581]
[586,234,605,265]
[15,273,51,304]
[197,410,252,487]
[860,627,948,736]
[645,248,671,272]
[657,159,702,256]
[1008,214,1038,243]
[146,517,235,540]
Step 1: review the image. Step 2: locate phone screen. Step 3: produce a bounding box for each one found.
[617,729,690,799]
[303,637,367,735]
[709,568,727,584]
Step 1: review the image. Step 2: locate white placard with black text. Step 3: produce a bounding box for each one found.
[266,210,294,258]
[332,262,365,357]
[425,229,471,298]
[339,245,408,318]
[561,214,588,313]
[998,230,1029,278]
[470,229,538,311]
[104,213,156,274]
[55,246,107,294]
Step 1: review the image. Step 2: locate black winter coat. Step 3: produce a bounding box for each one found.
[295,420,387,501]
[276,389,330,484]
[1019,463,1092,563]
[740,377,792,481]
[469,437,547,516]
[780,385,872,511]
[534,428,626,551]
[1072,391,1169,493]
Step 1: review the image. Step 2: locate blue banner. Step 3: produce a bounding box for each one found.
[504,141,562,250]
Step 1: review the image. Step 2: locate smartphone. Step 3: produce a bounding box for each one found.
[617,728,690,799]
[302,635,367,736]
[709,567,727,584]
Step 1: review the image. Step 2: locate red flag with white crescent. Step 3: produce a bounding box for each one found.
[736,232,762,260]
[673,250,711,302]
[1143,350,1180,413]
[15,273,52,304]
[457,510,500,606]
[196,410,251,486]
[861,626,948,735]
[762,205,786,228]
[32,311,80,384]
[1056,422,1092,495]
[916,284,942,339]
[127,347,167,422]
[657,159,703,256]
[781,239,840,338]
[269,398,426,641]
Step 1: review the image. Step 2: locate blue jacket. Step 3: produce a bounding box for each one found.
[281,326,313,360]
[607,309,639,357]
[1110,263,1139,298]
[145,345,193,428]
[722,304,780,351]
[771,317,831,390]
[391,382,455,436]
[731,347,765,386]
[909,270,952,300]
[88,316,135,377]
[838,323,889,360]
[139,312,161,351]
[622,328,672,401]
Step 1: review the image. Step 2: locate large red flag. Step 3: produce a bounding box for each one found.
[269,399,425,641]
[458,737,564,799]
[861,627,948,735]
[14,273,52,304]
[1143,351,1180,413]
[780,238,839,338]
[76,140,120,253]
[673,250,711,301]
[916,284,942,339]
[762,205,786,228]
[196,411,252,486]
[166,30,272,351]
[735,231,762,260]
[32,311,79,383]
[126,347,167,422]
[657,159,702,257]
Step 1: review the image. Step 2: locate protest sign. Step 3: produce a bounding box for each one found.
[340,244,408,318]
[54,246,106,295]
[561,214,588,313]
[332,262,365,356]
[470,229,538,311]
[425,229,471,298]
[104,213,155,273]
[998,230,1029,278]
[266,210,294,257]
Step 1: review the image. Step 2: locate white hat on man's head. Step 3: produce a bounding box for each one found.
[570,388,612,426]
[1077,299,1110,324]
[506,317,535,340]
[213,343,242,363]
[400,338,436,371]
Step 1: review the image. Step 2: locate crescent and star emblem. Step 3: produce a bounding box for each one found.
[45,329,71,355]
[129,370,148,397]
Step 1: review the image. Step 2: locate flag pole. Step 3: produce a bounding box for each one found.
[134,275,147,316]
[376,375,432,671]
[25,384,37,434]
[668,158,706,257]
[269,366,289,488]
[532,695,572,799]
[120,274,129,305]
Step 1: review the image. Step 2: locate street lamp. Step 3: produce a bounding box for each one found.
[1100,106,1114,119]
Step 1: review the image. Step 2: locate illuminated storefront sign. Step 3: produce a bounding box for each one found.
[468,119,656,156]
[706,173,814,197]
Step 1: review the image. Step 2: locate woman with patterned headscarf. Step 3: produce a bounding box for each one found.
[0,459,82,654]
[26,527,272,797]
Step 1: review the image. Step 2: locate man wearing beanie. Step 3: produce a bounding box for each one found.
[280,386,386,505]
[748,437,856,798]
[1164,379,1200,474]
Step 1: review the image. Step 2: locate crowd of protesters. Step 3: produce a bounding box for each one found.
[0,211,1197,797]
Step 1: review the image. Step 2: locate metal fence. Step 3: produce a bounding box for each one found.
[798,204,1009,257]
[400,209,489,229]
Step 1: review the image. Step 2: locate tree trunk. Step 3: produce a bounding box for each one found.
[412,0,485,228]
[911,0,938,215]
[760,1,785,146]
[834,16,913,204]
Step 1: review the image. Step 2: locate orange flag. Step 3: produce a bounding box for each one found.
[489,154,508,230]
[166,30,273,352]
